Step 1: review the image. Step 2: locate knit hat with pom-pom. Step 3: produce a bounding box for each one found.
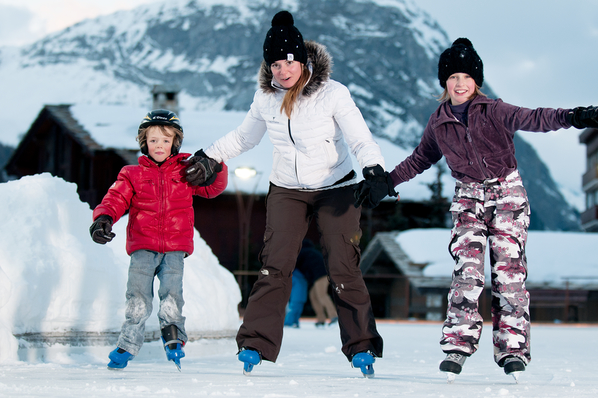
[438,38,484,88]
[263,11,308,65]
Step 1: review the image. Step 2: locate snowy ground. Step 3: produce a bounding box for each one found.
[2,320,597,398]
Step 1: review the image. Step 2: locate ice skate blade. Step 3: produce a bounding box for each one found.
[510,371,521,382]
[107,359,129,370]
[359,365,375,378]
[171,359,181,372]
[446,372,457,383]
[243,362,255,376]
[352,352,375,378]
[106,365,124,371]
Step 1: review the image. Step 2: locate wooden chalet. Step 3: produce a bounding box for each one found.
[5,104,138,208]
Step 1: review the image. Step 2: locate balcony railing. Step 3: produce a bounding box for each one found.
[580,206,598,225]
[582,167,598,189]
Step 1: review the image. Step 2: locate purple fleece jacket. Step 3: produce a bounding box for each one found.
[389,95,573,185]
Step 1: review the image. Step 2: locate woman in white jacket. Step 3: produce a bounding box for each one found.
[185,11,387,377]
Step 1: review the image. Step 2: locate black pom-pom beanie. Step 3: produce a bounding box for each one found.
[438,38,484,88]
[263,11,308,65]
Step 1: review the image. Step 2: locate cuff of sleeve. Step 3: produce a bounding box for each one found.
[389,169,401,187]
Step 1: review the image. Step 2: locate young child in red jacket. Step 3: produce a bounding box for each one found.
[89,109,228,371]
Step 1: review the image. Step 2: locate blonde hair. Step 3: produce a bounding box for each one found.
[438,85,486,103]
[280,63,311,118]
[137,124,183,154]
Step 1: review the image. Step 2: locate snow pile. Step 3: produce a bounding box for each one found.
[0,173,241,363]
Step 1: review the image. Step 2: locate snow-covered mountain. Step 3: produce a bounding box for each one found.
[0,0,580,230]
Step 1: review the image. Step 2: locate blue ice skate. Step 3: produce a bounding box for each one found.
[162,337,185,371]
[238,347,261,376]
[161,325,185,371]
[352,351,375,378]
[107,347,134,370]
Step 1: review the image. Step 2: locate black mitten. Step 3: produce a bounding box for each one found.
[184,149,223,186]
[354,165,398,209]
[89,215,115,244]
[566,106,598,129]
[353,180,370,208]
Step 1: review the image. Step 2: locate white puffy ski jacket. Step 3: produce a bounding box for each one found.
[205,41,384,190]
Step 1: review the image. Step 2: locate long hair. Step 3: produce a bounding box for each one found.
[280,63,311,118]
[438,85,486,103]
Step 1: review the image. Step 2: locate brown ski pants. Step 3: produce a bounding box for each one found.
[236,184,383,362]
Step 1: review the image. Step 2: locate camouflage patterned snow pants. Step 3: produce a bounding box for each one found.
[441,170,531,366]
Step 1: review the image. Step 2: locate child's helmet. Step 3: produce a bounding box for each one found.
[138,109,183,133]
[137,109,184,155]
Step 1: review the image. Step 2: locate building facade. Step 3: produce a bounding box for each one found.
[579,128,598,231]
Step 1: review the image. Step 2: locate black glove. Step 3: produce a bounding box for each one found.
[353,165,398,209]
[184,149,223,186]
[353,180,371,208]
[89,215,115,244]
[566,106,598,129]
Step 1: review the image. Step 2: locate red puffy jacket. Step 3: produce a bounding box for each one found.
[93,153,228,255]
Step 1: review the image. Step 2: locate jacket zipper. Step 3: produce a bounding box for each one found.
[465,126,489,180]
[288,119,295,145]
[159,167,165,254]
[454,114,489,180]
[288,119,300,185]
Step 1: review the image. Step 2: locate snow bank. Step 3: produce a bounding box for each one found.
[0,174,241,363]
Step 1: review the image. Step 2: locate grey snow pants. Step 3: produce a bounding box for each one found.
[117,250,187,356]
[236,184,383,362]
[441,170,531,366]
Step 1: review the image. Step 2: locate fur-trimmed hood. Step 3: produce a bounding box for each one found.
[259,40,332,97]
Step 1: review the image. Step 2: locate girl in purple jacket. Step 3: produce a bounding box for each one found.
[355,38,598,381]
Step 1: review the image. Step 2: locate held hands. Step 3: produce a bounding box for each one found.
[353,165,398,209]
[89,215,116,244]
[184,149,223,186]
[567,106,598,129]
